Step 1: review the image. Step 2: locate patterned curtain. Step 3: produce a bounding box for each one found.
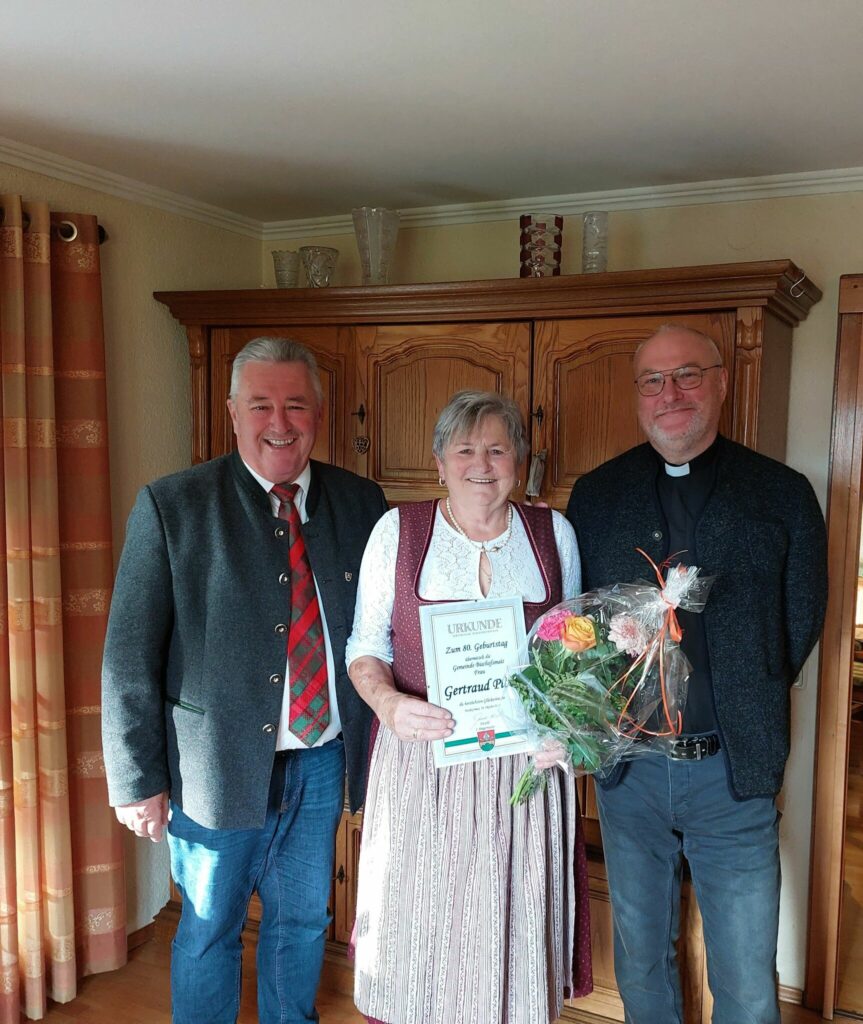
[0,196,126,1020]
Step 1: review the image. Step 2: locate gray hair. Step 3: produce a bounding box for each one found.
[635,323,723,365]
[229,337,323,405]
[432,390,529,463]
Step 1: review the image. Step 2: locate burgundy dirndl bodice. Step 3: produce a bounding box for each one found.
[390,500,561,694]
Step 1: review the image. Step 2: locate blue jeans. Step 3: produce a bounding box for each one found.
[596,749,780,1024]
[167,738,346,1024]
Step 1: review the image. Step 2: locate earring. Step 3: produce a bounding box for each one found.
[515,479,521,488]
[439,476,446,487]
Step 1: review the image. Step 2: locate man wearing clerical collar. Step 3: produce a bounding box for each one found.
[566,324,827,1023]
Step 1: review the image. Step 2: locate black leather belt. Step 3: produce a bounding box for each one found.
[667,735,720,761]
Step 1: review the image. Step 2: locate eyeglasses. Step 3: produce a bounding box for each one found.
[634,363,722,397]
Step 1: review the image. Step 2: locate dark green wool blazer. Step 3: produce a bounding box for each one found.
[566,436,827,799]
[102,452,387,829]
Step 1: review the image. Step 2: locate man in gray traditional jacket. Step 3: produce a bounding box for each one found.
[102,337,387,1024]
[566,325,827,1024]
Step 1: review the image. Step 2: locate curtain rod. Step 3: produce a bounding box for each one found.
[0,207,108,243]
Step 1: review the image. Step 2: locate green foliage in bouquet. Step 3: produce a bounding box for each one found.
[509,610,636,805]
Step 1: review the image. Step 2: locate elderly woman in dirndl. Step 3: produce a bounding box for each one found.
[346,389,593,1024]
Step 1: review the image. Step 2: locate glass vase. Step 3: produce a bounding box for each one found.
[582,211,608,273]
[271,250,299,288]
[299,246,339,287]
[352,207,400,285]
[519,213,563,277]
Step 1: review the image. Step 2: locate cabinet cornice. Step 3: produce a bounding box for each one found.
[156,260,819,328]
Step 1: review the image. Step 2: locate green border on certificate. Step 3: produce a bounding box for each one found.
[419,596,533,767]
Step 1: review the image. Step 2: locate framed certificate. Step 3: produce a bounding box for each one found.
[419,596,532,767]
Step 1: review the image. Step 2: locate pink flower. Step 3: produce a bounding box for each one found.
[608,614,649,658]
[535,609,571,642]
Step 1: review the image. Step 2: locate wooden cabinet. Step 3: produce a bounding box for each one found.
[162,264,815,499]
[157,260,819,1022]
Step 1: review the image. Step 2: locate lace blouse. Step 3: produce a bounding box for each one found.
[346,502,581,667]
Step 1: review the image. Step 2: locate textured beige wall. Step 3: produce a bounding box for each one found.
[269,192,863,992]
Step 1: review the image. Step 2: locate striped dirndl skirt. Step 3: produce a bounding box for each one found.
[353,727,579,1024]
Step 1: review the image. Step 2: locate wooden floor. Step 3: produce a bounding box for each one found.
[39,933,839,1024]
[41,937,364,1023]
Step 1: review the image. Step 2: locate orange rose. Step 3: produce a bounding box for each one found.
[561,615,596,653]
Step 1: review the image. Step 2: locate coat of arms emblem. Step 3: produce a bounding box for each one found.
[477,727,496,752]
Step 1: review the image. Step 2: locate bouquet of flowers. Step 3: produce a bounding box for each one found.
[506,554,713,803]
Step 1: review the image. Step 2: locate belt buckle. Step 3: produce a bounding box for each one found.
[670,736,708,760]
[670,737,690,760]
[671,735,718,760]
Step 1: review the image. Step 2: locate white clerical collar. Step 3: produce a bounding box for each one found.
[242,458,312,498]
[664,461,690,477]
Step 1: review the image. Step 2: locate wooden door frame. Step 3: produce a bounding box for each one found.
[806,276,863,1015]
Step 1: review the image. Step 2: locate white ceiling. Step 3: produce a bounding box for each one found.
[3,0,863,226]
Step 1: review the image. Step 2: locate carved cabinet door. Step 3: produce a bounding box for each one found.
[208,326,355,467]
[532,313,736,510]
[352,322,532,503]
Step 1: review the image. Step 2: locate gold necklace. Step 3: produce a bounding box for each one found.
[444,497,514,553]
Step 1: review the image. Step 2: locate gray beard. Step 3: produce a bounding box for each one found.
[643,416,714,463]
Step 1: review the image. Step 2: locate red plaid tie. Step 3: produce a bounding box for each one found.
[271,483,330,745]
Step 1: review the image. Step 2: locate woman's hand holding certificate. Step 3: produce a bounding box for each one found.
[348,654,454,743]
[378,690,454,743]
